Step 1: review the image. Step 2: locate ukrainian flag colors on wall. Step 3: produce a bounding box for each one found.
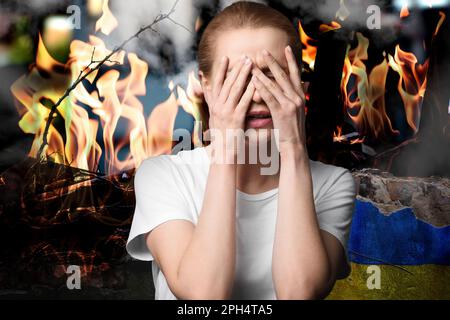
[329,200,450,299]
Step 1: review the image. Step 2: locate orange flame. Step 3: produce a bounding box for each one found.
[434,11,446,37]
[319,21,342,33]
[299,20,342,71]
[333,126,365,144]
[10,0,203,174]
[95,0,118,35]
[388,46,429,133]
[341,33,399,141]
[36,33,66,73]
[400,5,410,18]
[338,12,446,141]
[13,2,443,168]
[298,21,317,71]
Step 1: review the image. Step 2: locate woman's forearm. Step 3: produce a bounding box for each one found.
[272,144,332,299]
[176,149,237,299]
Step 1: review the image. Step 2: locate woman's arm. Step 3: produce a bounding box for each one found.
[146,54,255,299]
[251,46,349,299]
[145,158,237,300]
[272,145,343,299]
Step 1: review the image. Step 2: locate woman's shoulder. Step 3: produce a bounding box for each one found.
[309,158,350,175]
[140,147,207,166]
[135,147,208,182]
[309,159,355,193]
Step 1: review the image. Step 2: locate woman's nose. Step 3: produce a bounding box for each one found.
[251,83,263,103]
[250,54,265,103]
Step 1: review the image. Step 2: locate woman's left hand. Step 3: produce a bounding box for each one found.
[251,46,306,154]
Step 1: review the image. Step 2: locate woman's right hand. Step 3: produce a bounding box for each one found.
[203,55,255,160]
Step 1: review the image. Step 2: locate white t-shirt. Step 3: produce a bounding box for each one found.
[126,146,356,300]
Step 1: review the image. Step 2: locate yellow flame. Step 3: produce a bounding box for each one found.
[319,21,342,33]
[341,33,399,140]
[11,23,196,174]
[298,21,317,71]
[388,46,428,133]
[95,0,118,35]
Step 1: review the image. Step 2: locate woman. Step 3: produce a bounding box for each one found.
[126,1,356,300]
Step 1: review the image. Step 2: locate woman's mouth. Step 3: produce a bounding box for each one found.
[245,112,272,128]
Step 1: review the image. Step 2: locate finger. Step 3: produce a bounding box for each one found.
[226,57,253,106]
[284,45,303,96]
[251,75,280,112]
[252,67,289,106]
[262,49,298,100]
[212,56,229,99]
[218,55,247,102]
[235,81,255,116]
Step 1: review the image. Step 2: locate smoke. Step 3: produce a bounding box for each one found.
[0,0,71,14]
[106,0,276,76]
[105,0,408,76]
[106,0,212,75]
[27,0,66,12]
[276,0,391,27]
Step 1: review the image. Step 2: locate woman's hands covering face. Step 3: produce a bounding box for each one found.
[251,46,306,151]
[203,47,306,156]
[204,55,255,134]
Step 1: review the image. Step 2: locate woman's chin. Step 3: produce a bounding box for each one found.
[243,125,274,145]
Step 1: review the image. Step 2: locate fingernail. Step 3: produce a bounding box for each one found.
[263,49,269,56]
[245,57,252,65]
[241,54,247,61]
[221,56,227,62]
[286,45,292,53]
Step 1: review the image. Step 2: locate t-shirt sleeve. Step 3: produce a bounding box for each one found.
[315,168,357,253]
[126,156,195,261]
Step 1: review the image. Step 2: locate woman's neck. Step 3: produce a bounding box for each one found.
[204,142,280,195]
[236,161,280,195]
[236,140,280,194]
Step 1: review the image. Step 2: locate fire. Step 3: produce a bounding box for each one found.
[400,5,410,18]
[36,32,66,73]
[319,21,342,33]
[339,11,445,141]
[333,126,365,144]
[298,11,445,145]
[10,0,203,175]
[341,33,400,141]
[10,1,447,169]
[435,11,446,36]
[299,20,342,71]
[388,46,429,133]
[333,126,345,143]
[390,11,445,135]
[95,0,118,35]
[298,20,317,71]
